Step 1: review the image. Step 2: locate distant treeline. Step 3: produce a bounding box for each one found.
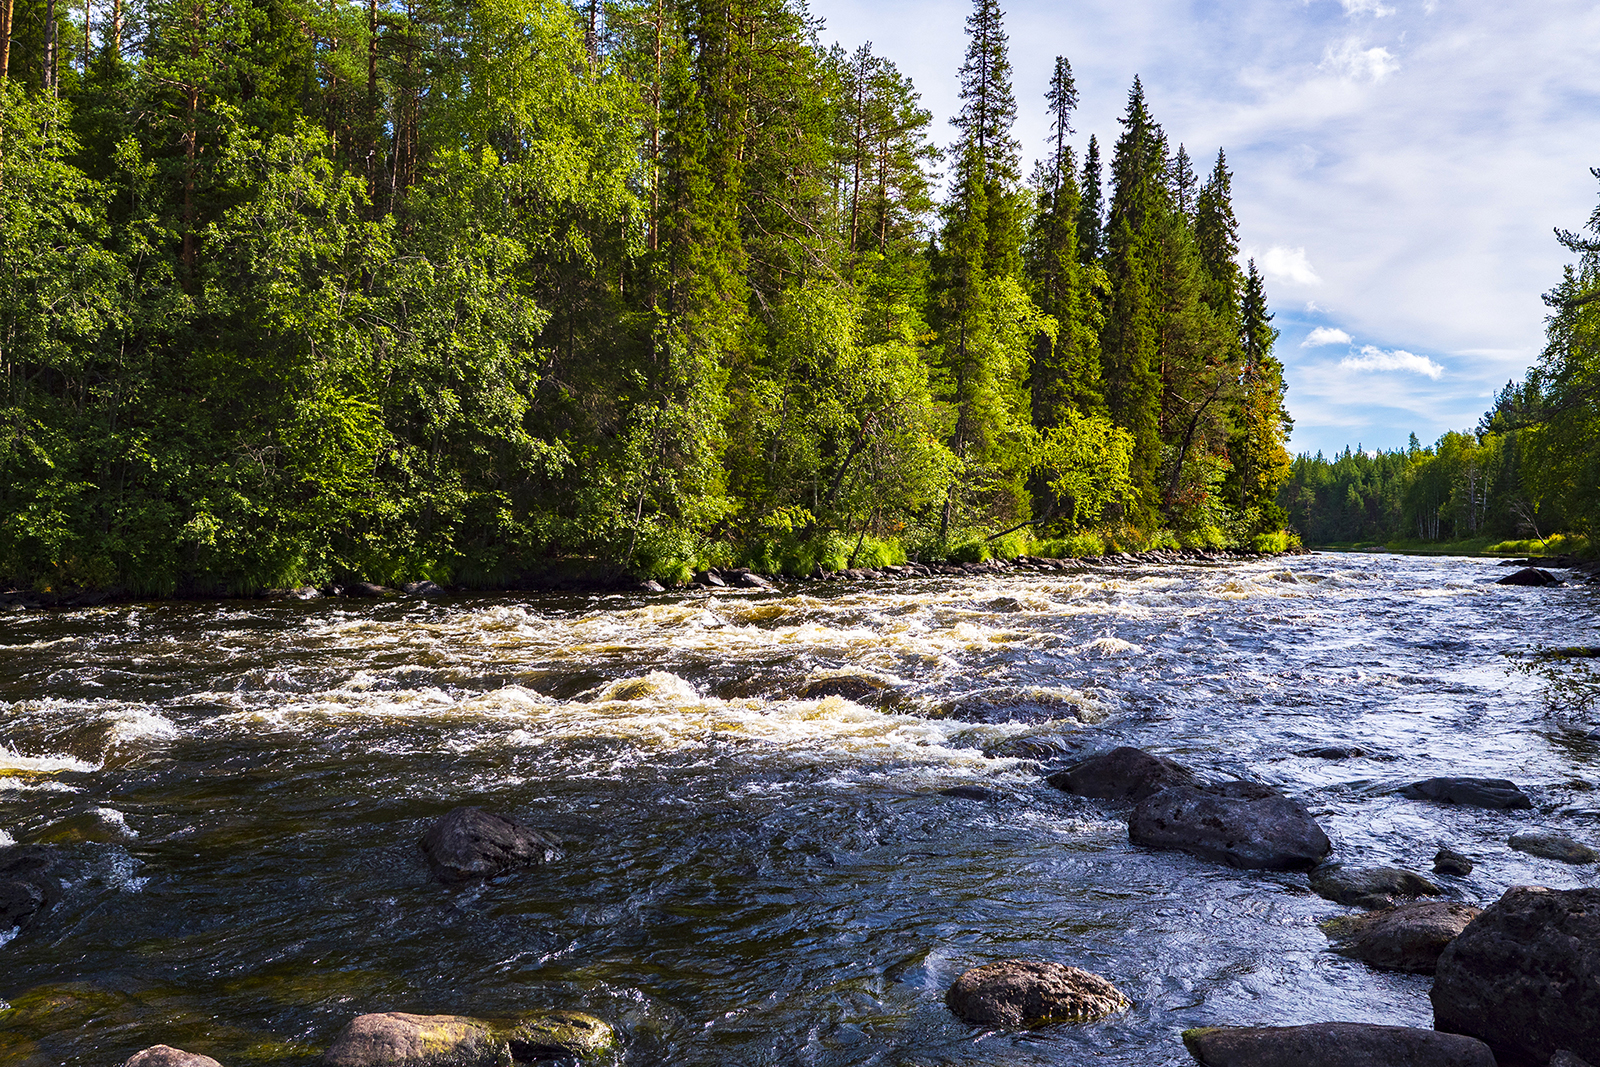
[2,0,1296,592]
[1282,180,1600,547]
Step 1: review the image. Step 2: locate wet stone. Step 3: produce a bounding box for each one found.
[1129,781,1332,871]
[1045,746,1198,802]
[1552,1053,1599,1067]
[798,675,885,704]
[1300,746,1365,759]
[1321,901,1481,973]
[1308,864,1441,909]
[1509,831,1600,864]
[1398,777,1532,810]
[122,1047,225,1067]
[1432,885,1600,1065]
[323,1012,495,1067]
[1497,567,1562,587]
[0,844,63,933]
[939,785,996,801]
[986,735,1077,761]
[418,807,561,883]
[1434,847,1475,876]
[1181,1023,1496,1067]
[945,960,1130,1028]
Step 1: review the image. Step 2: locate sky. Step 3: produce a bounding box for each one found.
[805,0,1600,458]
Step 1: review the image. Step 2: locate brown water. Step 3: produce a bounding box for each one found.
[1,553,1597,1065]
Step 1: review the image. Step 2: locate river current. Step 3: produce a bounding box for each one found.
[1,552,1597,1066]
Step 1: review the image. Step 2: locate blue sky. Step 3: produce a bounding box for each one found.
[806,0,1600,458]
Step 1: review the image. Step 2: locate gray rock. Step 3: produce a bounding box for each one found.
[1509,832,1600,864]
[1129,782,1332,871]
[1181,1023,1496,1067]
[637,580,665,593]
[987,735,1077,761]
[1432,885,1600,1065]
[1551,1053,1598,1067]
[692,570,726,587]
[418,807,561,883]
[402,581,445,598]
[1308,864,1441,909]
[323,1012,495,1066]
[1399,777,1532,810]
[1321,901,1481,973]
[342,582,396,598]
[122,1047,225,1067]
[1433,847,1474,876]
[1300,746,1365,759]
[1045,746,1198,802]
[939,785,996,801]
[736,572,773,588]
[1497,567,1562,587]
[945,959,1130,1028]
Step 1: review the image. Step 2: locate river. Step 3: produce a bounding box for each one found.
[1,552,1597,1066]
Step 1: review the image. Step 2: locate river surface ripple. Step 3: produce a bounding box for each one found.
[1,553,1597,1065]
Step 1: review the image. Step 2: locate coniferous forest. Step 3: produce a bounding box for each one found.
[2,0,1331,596]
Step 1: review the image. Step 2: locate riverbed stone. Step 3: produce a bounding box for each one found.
[1497,567,1562,587]
[1431,885,1600,1065]
[1509,831,1600,864]
[1321,900,1481,973]
[1181,1022,1496,1067]
[1433,847,1474,875]
[0,844,63,932]
[944,960,1130,1028]
[502,1011,617,1063]
[418,807,561,883]
[1308,863,1441,909]
[1398,777,1532,810]
[1551,1053,1598,1067]
[122,1046,225,1067]
[1045,746,1198,802]
[1129,782,1332,871]
[323,1012,495,1066]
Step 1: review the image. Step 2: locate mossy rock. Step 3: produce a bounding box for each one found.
[499,1012,617,1064]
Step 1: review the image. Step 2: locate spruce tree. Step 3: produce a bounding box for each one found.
[1226,260,1293,531]
[1194,148,1241,321]
[1076,133,1103,265]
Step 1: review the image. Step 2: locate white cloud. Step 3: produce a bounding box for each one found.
[1321,38,1401,82]
[1341,0,1395,17]
[1258,245,1322,286]
[1339,345,1445,378]
[1303,326,1353,346]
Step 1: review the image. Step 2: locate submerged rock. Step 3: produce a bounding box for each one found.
[945,960,1130,1028]
[1045,746,1198,802]
[1509,831,1600,864]
[323,1010,617,1067]
[418,807,561,883]
[1321,901,1481,973]
[1398,777,1532,810]
[939,785,997,801]
[1433,847,1475,876]
[986,734,1077,761]
[1552,1053,1599,1067]
[122,1047,225,1067]
[1432,885,1600,1065]
[1308,864,1441,909]
[0,844,63,933]
[1181,1022,1496,1067]
[1497,567,1562,587]
[1129,782,1332,871]
[1299,746,1366,760]
[798,675,885,704]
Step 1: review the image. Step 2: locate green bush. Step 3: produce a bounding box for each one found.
[1179,525,1228,550]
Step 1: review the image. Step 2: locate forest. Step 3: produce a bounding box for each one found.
[1282,180,1600,552]
[3,0,1300,593]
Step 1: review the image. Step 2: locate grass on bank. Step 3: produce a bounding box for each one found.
[1312,533,1591,558]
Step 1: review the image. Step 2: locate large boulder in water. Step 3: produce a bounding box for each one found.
[1398,777,1532,810]
[1129,782,1331,871]
[1431,885,1600,1065]
[944,960,1130,1028]
[418,807,561,883]
[1497,567,1562,587]
[0,844,63,933]
[1509,831,1599,864]
[1045,746,1197,802]
[122,1048,225,1067]
[1181,1023,1496,1067]
[1308,863,1441,909]
[323,1010,616,1067]
[1321,901,1481,973]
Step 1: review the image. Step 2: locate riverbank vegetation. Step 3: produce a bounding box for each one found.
[1281,171,1600,556]
[0,0,1296,593]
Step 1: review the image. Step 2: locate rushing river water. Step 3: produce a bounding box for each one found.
[1,552,1598,1066]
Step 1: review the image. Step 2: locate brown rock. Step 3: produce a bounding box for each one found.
[1321,901,1481,973]
[945,959,1130,1028]
[1433,847,1474,876]
[1432,885,1600,1065]
[122,1047,225,1067]
[1182,1023,1496,1066]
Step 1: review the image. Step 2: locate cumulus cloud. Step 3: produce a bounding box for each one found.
[1339,345,1445,378]
[1303,326,1354,346]
[1321,38,1401,82]
[1257,245,1322,286]
[1341,0,1394,17]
